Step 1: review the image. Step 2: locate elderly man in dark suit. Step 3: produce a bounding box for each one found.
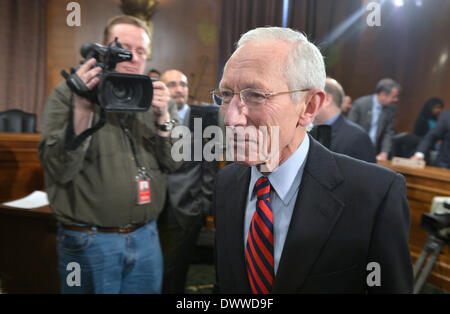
[348,78,400,161]
[411,110,450,169]
[211,27,413,294]
[314,78,376,163]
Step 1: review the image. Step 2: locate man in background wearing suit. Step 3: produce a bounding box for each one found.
[159,69,218,293]
[348,78,400,161]
[212,26,412,293]
[314,77,376,163]
[411,110,450,169]
[161,70,190,124]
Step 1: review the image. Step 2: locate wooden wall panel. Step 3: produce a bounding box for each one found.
[325,0,450,133]
[46,0,122,96]
[147,0,220,104]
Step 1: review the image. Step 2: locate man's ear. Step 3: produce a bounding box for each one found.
[298,90,326,127]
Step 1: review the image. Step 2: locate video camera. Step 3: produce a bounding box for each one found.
[62,38,153,112]
[420,197,450,241]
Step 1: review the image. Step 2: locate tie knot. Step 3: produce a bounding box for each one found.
[255,176,270,200]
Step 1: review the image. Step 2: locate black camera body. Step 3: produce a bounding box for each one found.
[421,198,450,242]
[62,38,153,112]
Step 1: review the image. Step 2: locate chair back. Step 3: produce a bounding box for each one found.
[0,109,37,133]
[391,132,421,158]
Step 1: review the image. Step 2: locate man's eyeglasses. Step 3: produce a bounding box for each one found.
[211,88,310,108]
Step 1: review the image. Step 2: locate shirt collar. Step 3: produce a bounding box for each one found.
[178,103,189,114]
[372,94,382,111]
[249,135,310,206]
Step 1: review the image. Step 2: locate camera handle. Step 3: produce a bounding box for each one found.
[61,70,98,104]
[60,70,107,150]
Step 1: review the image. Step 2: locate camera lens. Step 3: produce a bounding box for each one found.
[112,82,133,101]
[98,72,153,112]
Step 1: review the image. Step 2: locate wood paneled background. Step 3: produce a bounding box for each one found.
[323,0,450,133]
[11,0,450,133]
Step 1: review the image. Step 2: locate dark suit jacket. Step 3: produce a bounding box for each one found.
[165,104,223,230]
[348,95,396,155]
[416,110,450,169]
[213,135,413,293]
[330,114,376,163]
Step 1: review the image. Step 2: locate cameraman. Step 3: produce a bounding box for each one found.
[39,15,180,293]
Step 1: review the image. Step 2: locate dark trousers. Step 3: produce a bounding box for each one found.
[157,203,204,294]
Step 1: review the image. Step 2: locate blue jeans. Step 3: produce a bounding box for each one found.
[57,220,163,294]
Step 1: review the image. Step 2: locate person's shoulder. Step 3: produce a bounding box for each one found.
[45,81,73,109]
[48,81,72,101]
[440,110,450,120]
[341,116,367,134]
[333,151,399,186]
[217,163,245,181]
[309,137,397,184]
[352,94,372,106]
[52,81,71,93]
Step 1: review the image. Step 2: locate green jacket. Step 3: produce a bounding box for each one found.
[39,82,180,227]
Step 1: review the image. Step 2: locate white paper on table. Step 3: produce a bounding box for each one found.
[2,191,49,209]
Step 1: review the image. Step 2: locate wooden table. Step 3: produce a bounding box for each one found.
[0,133,44,203]
[0,205,59,293]
[0,133,58,293]
[378,161,450,291]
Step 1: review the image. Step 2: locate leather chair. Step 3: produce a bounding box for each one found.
[0,109,37,133]
[391,132,421,158]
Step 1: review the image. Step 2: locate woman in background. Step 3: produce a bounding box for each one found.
[414,98,444,137]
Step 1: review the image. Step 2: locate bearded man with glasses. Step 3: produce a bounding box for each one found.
[212,26,413,294]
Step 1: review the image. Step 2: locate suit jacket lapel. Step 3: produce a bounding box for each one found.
[364,100,374,131]
[272,137,345,293]
[228,166,251,292]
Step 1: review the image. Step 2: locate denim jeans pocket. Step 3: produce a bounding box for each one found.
[147,220,159,236]
[57,229,92,253]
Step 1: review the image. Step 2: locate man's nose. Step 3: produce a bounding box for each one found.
[131,50,139,63]
[224,96,246,126]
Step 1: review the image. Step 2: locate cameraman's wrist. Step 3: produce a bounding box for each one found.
[156,112,170,125]
[74,95,94,112]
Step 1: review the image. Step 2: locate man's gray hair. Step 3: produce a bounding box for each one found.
[237,27,326,103]
[375,78,401,95]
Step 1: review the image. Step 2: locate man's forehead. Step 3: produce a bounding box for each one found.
[221,40,289,86]
[163,71,187,82]
[108,23,150,44]
[228,40,289,69]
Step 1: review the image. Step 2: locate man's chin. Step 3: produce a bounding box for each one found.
[116,66,141,75]
[174,100,185,108]
[234,160,263,167]
[234,159,279,173]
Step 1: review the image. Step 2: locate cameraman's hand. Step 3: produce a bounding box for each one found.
[73,58,102,135]
[152,81,171,124]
